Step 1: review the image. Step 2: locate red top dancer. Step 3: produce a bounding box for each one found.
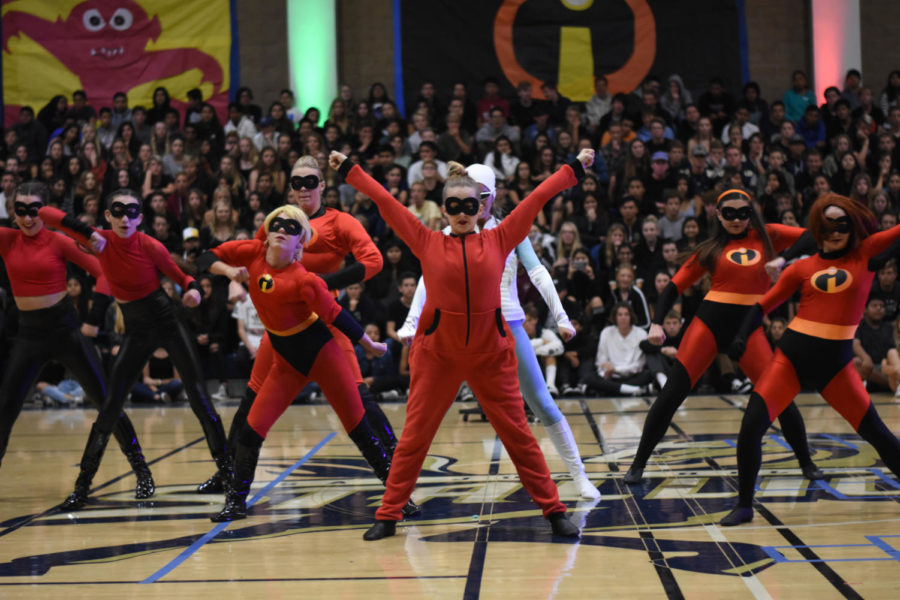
[332,148,594,540]
[722,193,900,526]
[624,189,819,484]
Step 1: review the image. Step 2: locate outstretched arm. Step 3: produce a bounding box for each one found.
[861,224,900,260]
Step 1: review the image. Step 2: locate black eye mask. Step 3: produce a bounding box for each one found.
[720,206,752,221]
[269,217,302,236]
[14,201,41,217]
[109,201,141,219]
[823,215,851,234]
[290,174,320,191]
[444,196,479,216]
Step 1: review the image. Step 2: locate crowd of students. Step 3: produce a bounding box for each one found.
[3,66,900,401]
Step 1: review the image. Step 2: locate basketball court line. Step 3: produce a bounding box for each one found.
[461,436,501,600]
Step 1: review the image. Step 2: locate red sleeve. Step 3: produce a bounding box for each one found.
[300,273,343,322]
[0,227,16,256]
[669,253,708,294]
[765,224,806,253]
[254,224,266,241]
[55,234,111,296]
[759,260,805,314]
[496,164,578,255]
[860,224,900,258]
[142,233,195,291]
[345,164,433,255]
[38,206,95,245]
[211,239,264,267]
[338,214,383,280]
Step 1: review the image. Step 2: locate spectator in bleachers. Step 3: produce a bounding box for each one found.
[640,308,683,390]
[581,302,650,396]
[854,296,896,392]
[606,264,650,329]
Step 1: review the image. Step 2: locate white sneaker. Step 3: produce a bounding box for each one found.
[380,389,401,401]
[547,383,559,397]
[212,383,229,401]
[573,472,601,500]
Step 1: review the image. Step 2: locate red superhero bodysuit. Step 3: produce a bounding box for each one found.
[341,159,581,521]
[248,207,383,393]
[210,239,366,436]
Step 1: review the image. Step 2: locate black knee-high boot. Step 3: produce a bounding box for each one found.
[112,415,155,499]
[624,361,692,483]
[198,387,256,494]
[61,423,112,510]
[359,383,397,454]
[776,402,823,479]
[856,404,900,477]
[721,393,771,526]
[348,418,420,517]
[211,425,264,522]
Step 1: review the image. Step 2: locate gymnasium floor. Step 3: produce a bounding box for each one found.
[0,392,898,598]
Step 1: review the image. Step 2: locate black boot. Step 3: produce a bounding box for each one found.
[720,506,754,526]
[200,388,257,493]
[112,415,155,499]
[211,426,264,522]
[623,466,644,485]
[348,419,420,518]
[360,384,398,454]
[363,519,397,540]
[61,424,111,510]
[548,512,580,537]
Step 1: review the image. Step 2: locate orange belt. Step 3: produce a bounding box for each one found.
[704,291,763,305]
[788,316,857,340]
[266,313,319,337]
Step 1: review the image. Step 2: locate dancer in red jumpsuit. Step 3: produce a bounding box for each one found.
[39,190,228,509]
[722,193,900,525]
[198,205,390,521]
[624,189,820,483]
[196,155,401,497]
[332,149,594,540]
[0,182,153,501]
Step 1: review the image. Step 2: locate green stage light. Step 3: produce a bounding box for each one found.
[287,0,337,126]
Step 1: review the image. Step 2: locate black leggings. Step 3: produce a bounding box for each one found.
[98,290,227,460]
[0,299,143,464]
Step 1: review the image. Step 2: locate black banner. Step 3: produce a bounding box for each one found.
[400,0,743,106]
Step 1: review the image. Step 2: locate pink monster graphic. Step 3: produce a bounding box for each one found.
[2,0,229,123]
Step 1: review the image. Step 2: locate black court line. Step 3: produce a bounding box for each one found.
[0,436,204,539]
[461,436,502,600]
[580,399,684,599]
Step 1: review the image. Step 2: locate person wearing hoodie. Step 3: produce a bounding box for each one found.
[660,74,693,123]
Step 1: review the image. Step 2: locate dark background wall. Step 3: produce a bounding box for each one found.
[236,0,898,112]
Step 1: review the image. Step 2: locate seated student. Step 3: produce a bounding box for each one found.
[766,316,788,349]
[522,305,565,396]
[231,282,264,377]
[639,309,683,390]
[339,282,380,327]
[131,347,183,403]
[356,323,408,400]
[383,272,417,361]
[581,302,652,396]
[559,313,598,395]
[854,296,899,393]
[869,259,900,322]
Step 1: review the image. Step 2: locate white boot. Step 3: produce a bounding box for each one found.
[545,419,601,500]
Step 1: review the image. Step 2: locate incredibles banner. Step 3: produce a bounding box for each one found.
[400,0,743,104]
[1,0,234,125]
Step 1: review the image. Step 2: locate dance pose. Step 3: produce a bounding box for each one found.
[722,194,900,525]
[333,148,594,540]
[199,205,392,521]
[399,163,600,499]
[0,182,153,500]
[40,190,229,509]
[624,189,820,484]
[197,155,399,495]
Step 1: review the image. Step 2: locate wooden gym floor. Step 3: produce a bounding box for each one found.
[0,392,898,598]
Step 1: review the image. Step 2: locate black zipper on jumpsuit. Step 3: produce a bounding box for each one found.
[460,235,471,345]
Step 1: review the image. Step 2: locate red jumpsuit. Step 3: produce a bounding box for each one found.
[753,225,900,425]
[248,207,383,393]
[342,161,579,521]
[210,239,365,437]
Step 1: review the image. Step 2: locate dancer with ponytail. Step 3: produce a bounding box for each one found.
[722,194,900,525]
[197,205,392,521]
[623,189,821,484]
[333,148,595,540]
[40,189,228,509]
[196,155,402,498]
[0,182,154,502]
[398,163,600,500]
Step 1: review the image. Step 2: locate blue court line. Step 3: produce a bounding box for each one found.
[768,434,792,452]
[866,535,900,561]
[818,433,857,450]
[763,536,900,564]
[870,468,900,490]
[139,432,336,584]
